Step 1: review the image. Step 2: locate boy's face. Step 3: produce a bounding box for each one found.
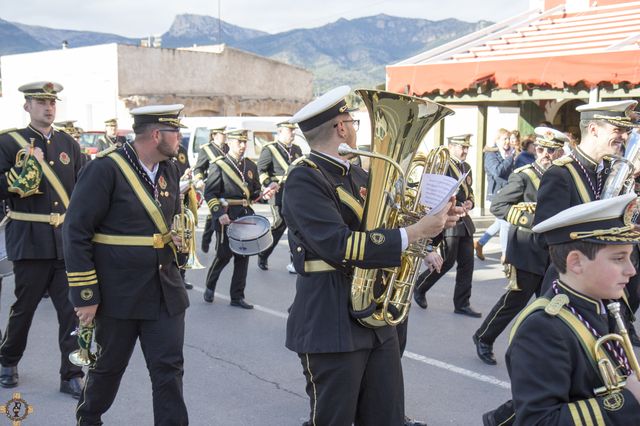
[575,244,636,300]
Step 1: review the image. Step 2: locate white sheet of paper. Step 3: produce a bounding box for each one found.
[421,171,469,215]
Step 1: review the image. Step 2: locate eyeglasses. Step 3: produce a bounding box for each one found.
[535,146,557,154]
[333,119,360,131]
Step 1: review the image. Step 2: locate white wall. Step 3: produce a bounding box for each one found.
[0,44,124,130]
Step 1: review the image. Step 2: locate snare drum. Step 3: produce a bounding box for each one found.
[0,220,13,277]
[227,215,273,256]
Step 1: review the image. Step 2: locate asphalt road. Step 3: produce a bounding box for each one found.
[0,206,571,426]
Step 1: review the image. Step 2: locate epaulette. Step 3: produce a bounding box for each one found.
[96,145,118,158]
[293,156,316,169]
[552,156,573,167]
[0,128,17,135]
[544,294,570,316]
[513,164,533,174]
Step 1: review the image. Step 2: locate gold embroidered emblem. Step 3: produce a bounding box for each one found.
[158,176,167,190]
[59,152,70,165]
[178,153,186,164]
[545,130,555,141]
[43,82,54,93]
[212,205,220,212]
[80,289,93,301]
[519,216,528,226]
[370,232,385,245]
[603,392,624,411]
[0,392,34,424]
[623,199,638,226]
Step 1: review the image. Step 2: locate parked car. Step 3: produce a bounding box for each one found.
[78,130,133,158]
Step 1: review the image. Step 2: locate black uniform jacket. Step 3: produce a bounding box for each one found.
[193,143,226,182]
[443,157,475,238]
[257,142,303,207]
[204,155,261,226]
[532,148,604,253]
[283,150,403,354]
[174,144,190,177]
[507,281,640,425]
[491,162,547,275]
[62,143,189,320]
[0,126,81,260]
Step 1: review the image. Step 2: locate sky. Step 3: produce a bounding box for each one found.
[0,0,531,38]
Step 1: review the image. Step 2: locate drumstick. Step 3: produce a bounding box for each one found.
[231,220,257,225]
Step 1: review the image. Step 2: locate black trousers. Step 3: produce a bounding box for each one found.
[76,307,187,426]
[474,269,542,345]
[205,227,249,300]
[299,335,404,426]
[201,216,214,250]
[415,235,474,310]
[0,259,83,380]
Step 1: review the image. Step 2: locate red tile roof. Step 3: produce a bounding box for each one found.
[387,1,640,95]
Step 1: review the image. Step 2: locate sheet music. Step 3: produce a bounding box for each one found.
[421,171,469,215]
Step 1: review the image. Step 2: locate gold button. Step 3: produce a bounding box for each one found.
[49,161,54,166]
[54,201,59,206]
[47,140,51,144]
[159,264,163,270]
[297,247,302,252]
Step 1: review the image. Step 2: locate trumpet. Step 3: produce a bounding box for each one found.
[593,302,640,395]
[69,321,97,367]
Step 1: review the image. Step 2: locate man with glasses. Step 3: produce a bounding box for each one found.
[257,121,303,272]
[414,134,482,318]
[472,127,566,365]
[62,104,190,425]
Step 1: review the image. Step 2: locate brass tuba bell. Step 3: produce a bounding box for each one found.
[338,89,453,328]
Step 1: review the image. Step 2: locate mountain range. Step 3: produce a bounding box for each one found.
[0,14,491,90]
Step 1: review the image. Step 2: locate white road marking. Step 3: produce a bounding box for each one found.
[190,286,511,389]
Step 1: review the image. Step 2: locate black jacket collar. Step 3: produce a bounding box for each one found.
[574,147,599,172]
[310,150,349,176]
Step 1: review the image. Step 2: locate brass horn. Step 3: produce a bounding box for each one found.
[69,321,97,367]
[172,192,205,270]
[593,302,640,395]
[339,89,453,328]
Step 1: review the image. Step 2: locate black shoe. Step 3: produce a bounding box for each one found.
[230,298,254,309]
[454,306,482,318]
[473,334,497,365]
[0,366,18,388]
[203,288,214,303]
[413,291,428,309]
[60,377,84,399]
[183,281,193,290]
[257,256,268,271]
[404,416,427,426]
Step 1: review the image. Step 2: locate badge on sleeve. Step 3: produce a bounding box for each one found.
[80,289,93,301]
[59,152,70,165]
[247,170,254,180]
[370,232,385,245]
[178,153,186,164]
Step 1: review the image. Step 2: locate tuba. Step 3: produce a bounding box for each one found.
[593,302,640,395]
[338,89,453,328]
